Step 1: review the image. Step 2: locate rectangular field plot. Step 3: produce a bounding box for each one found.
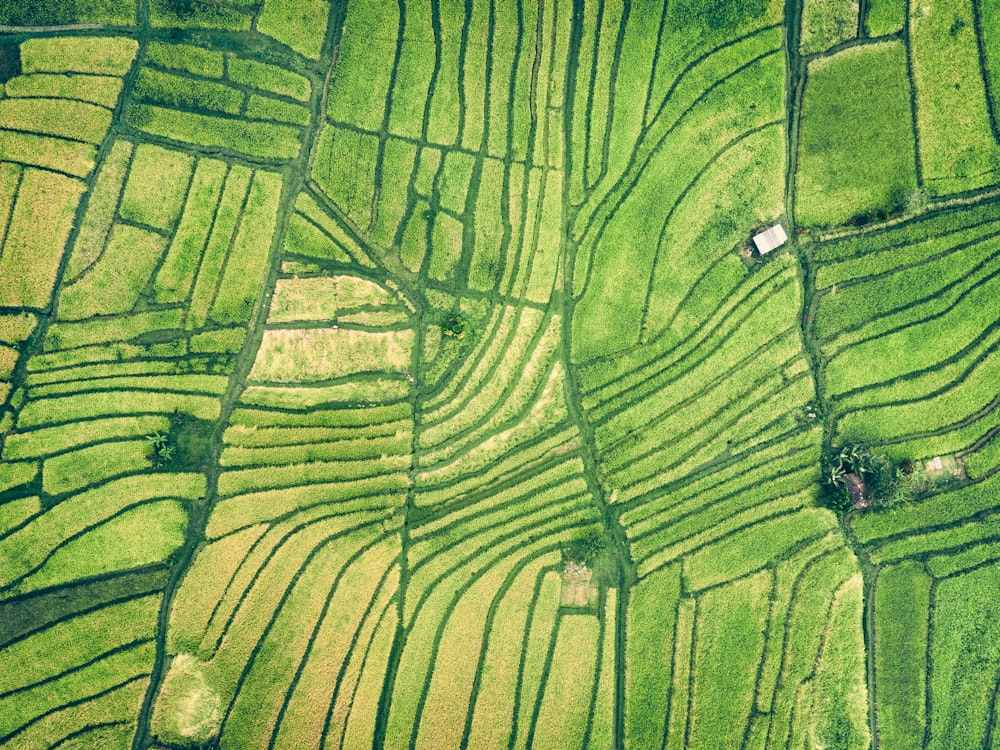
[910,0,1000,194]
[0,168,84,309]
[796,42,917,226]
[125,42,314,161]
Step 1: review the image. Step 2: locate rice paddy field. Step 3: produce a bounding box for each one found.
[0,0,998,748]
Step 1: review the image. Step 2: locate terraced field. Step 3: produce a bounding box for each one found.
[0,0,999,748]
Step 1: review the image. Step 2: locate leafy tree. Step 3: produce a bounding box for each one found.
[565,530,608,566]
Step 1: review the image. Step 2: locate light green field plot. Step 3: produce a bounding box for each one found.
[910,0,1000,194]
[3,3,1000,749]
[800,0,859,54]
[796,42,917,225]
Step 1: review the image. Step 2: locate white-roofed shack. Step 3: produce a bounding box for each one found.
[752,224,788,255]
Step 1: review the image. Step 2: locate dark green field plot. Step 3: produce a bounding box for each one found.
[3,0,1000,749]
[796,42,917,226]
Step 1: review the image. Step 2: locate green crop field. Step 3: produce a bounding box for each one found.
[0,1,999,748]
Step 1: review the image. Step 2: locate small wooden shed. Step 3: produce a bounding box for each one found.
[753,224,788,255]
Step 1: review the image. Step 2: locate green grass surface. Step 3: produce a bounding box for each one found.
[796,42,917,225]
[2,4,1000,749]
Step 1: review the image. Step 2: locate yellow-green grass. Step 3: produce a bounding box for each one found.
[796,42,916,225]
[531,614,600,750]
[0,0,135,26]
[965,432,1000,478]
[0,461,37,493]
[464,553,559,748]
[27,361,196,392]
[146,42,225,78]
[871,512,1000,566]
[189,327,246,354]
[814,228,1000,341]
[209,169,284,325]
[250,327,414,382]
[339,602,398,749]
[416,373,573,488]
[2,678,147,750]
[126,105,303,161]
[928,562,1000,748]
[147,0,250,29]
[910,0,1000,194]
[257,0,328,58]
[4,418,170,462]
[45,311,183,351]
[289,191,375,267]
[18,500,188,591]
[271,546,399,749]
[622,433,818,538]
[227,56,311,102]
[20,36,138,76]
[507,570,564,750]
[63,139,133,283]
[0,595,160,694]
[41,438,149,495]
[58,225,168,319]
[207,472,400,537]
[224,419,408,448]
[592,277,799,441]
[791,573,870,749]
[311,125,379,226]
[268,276,398,323]
[641,127,786,344]
[198,521,381,701]
[418,316,560,458]
[686,570,771,749]
[589,592,617,747]
[571,44,785,360]
[217,455,410,498]
[132,68,244,116]
[165,524,268,654]
[873,561,931,750]
[0,169,85,308]
[0,97,112,144]
[0,311,37,344]
[625,565,681,748]
[0,496,41,535]
[927,538,1000,577]
[16,391,220,428]
[637,487,817,577]
[0,474,203,587]
[214,528,394,748]
[800,0,859,54]
[982,0,1000,127]
[239,379,410,409]
[219,432,408,468]
[186,165,252,329]
[767,547,860,747]
[853,472,1000,544]
[834,347,1000,445]
[0,129,96,177]
[119,143,195,231]
[825,264,1000,393]
[664,595,695,750]
[754,533,846,716]
[680,507,837,590]
[370,138,418,248]
[326,0,395,130]
[412,548,554,747]
[866,0,905,34]
[245,95,311,125]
